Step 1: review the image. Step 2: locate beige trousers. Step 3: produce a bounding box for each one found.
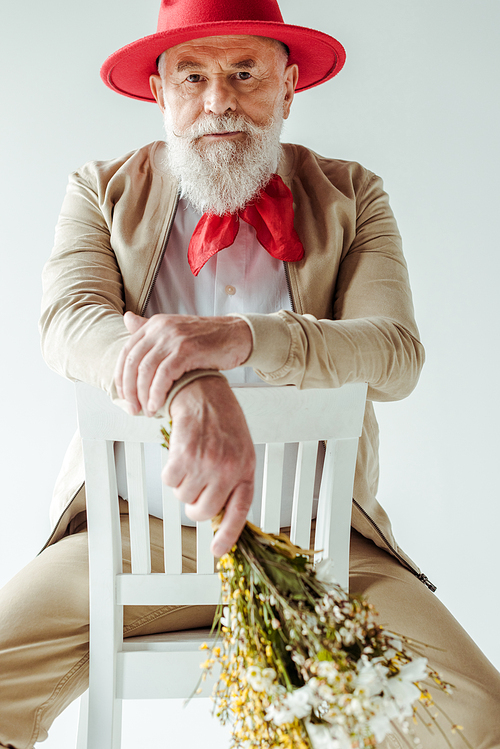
[0,515,499,749]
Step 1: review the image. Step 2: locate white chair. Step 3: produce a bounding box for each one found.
[75,381,367,749]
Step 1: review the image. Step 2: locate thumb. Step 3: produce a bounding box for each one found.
[124,310,147,334]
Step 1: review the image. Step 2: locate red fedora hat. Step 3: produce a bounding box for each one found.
[101,0,346,102]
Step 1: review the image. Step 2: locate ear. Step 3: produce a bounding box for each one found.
[282,64,299,120]
[149,74,166,112]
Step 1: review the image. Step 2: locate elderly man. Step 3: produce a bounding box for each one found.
[0,1,499,747]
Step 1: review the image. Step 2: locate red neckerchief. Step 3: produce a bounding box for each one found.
[187,174,304,276]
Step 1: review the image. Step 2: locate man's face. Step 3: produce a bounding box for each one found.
[150,35,298,141]
[149,36,298,215]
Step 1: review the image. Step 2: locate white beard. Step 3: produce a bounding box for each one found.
[162,107,284,216]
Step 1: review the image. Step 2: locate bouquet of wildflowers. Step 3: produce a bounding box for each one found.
[198,519,467,749]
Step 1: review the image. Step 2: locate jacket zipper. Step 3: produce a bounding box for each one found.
[283,262,295,312]
[283,261,436,594]
[40,194,182,554]
[140,193,180,316]
[352,498,437,592]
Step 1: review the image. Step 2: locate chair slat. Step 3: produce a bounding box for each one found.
[124,442,151,574]
[83,438,123,582]
[315,438,359,590]
[261,442,284,533]
[290,440,318,549]
[196,520,215,573]
[160,449,182,574]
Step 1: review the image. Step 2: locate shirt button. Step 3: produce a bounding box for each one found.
[225,285,236,296]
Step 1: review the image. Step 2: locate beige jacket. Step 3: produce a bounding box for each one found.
[40,141,430,585]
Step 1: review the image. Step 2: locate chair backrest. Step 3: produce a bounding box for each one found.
[75,381,367,748]
[76,381,367,602]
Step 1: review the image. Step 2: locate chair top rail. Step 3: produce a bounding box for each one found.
[76,382,367,444]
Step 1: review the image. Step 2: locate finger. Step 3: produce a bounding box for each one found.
[114,317,147,399]
[121,337,156,412]
[210,481,254,557]
[183,479,232,521]
[114,341,129,400]
[146,356,184,414]
[161,452,188,490]
[123,311,148,334]
[136,349,165,416]
[167,471,209,507]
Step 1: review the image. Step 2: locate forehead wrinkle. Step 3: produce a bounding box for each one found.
[175,58,257,73]
[175,60,204,72]
[229,59,256,70]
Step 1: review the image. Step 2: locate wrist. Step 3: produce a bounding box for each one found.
[225,315,253,365]
[169,373,229,418]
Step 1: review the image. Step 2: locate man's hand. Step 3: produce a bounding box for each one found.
[163,376,256,557]
[114,311,253,416]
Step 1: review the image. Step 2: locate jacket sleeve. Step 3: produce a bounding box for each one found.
[234,171,425,402]
[40,164,132,397]
[40,162,224,411]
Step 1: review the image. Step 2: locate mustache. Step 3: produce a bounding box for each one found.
[170,114,271,141]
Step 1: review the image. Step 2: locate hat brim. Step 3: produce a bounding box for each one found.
[100,20,346,101]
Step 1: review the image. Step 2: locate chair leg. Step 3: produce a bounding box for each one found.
[76,691,89,749]
[78,685,123,749]
[87,690,123,749]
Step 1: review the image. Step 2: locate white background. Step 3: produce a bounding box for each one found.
[1,0,499,746]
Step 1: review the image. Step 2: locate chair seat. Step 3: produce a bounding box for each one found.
[123,627,216,652]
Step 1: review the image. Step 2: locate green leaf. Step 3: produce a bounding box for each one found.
[160,423,172,449]
[317,649,334,661]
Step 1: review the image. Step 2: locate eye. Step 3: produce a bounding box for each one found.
[186,74,202,83]
[235,71,252,80]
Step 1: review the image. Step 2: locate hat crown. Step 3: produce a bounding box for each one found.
[102,0,345,101]
[156,0,284,32]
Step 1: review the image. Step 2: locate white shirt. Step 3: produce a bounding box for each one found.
[145,197,292,382]
[115,197,315,526]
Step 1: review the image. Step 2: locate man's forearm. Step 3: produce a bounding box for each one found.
[163,375,256,557]
[232,310,425,402]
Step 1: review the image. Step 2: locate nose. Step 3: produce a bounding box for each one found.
[203,77,237,115]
